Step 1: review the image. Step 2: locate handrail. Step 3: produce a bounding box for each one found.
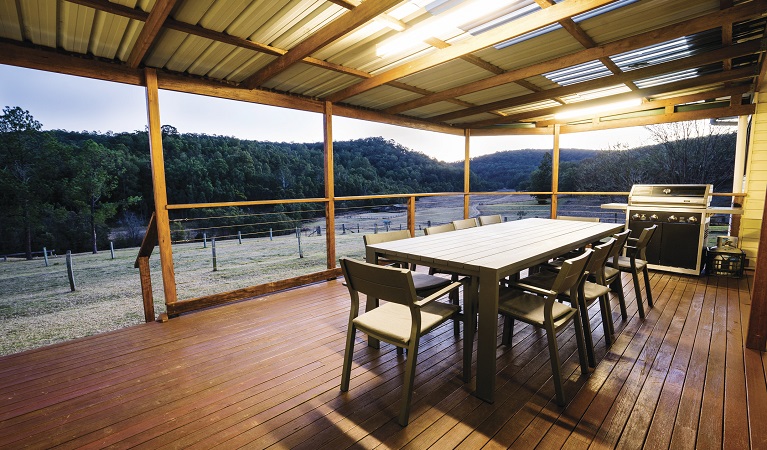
[134,213,158,268]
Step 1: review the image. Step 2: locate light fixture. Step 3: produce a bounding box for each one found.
[554,98,643,120]
[376,0,516,57]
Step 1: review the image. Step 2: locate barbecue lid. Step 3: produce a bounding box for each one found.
[628,184,712,207]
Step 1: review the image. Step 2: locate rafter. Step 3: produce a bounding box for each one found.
[428,38,763,123]
[382,0,767,116]
[326,0,617,103]
[241,0,403,89]
[534,0,639,91]
[127,0,177,68]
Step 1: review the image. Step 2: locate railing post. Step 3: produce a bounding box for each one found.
[138,256,155,322]
[464,129,471,219]
[408,196,416,237]
[211,238,217,271]
[551,124,561,218]
[65,251,76,292]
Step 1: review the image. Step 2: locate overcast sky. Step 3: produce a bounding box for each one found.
[0,64,653,162]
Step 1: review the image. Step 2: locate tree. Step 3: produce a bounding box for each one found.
[66,140,119,253]
[527,152,552,204]
[0,106,46,259]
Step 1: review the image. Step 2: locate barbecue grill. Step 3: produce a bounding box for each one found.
[602,184,743,275]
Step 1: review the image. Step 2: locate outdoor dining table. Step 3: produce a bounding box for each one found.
[364,217,624,403]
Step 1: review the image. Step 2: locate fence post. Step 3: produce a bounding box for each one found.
[342,223,346,234]
[296,227,304,258]
[65,251,76,291]
[43,247,49,267]
[357,223,360,233]
[269,228,273,240]
[316,225,321,236]
[238,231,242,244]
[203,232,207,248]
[109,241,115,259]
[211,238,217,271]
[374,223,378,234]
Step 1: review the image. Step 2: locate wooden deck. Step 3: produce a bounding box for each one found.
[1,270,766,449]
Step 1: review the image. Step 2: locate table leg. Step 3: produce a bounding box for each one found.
[365,246,381,349]
[462,276,478,382]
[475,268,498,403]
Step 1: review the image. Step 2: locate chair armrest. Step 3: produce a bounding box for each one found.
[415,281,464,307]
[626,237,639,244]
[506,281,557,297]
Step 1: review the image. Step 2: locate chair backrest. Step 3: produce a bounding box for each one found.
[557,215,600,222]
[452,218,478,230]
[587,237,615,282]
[635,225,658,249]
[478,215,502,225]
[340,258,416,306]
[424,223,455,235]
[551,248,592,294]
[608,229,631,266]
[363,229,412,246]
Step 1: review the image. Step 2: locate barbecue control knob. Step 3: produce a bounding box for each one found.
[650,214,659,221]
[668,215,677,222]
[678,216,687,223]
[631,213,640,220]
[688,216,698,223]
[640,214,647,220]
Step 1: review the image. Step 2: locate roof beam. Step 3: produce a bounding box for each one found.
[326,0,617,103]
[429,39,763,123]
[127,0,177,68]
[241,0,404,89]
[382,0,767,115]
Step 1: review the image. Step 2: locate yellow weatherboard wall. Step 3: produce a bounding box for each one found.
[741,88,767,267]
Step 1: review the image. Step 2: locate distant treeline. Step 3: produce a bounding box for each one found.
[0,106,735,257]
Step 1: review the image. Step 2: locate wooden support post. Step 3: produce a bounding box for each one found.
[408,196,416,237]
[551,124,560,218]
[144,68,178,305]
[464,129,471,219]
[323,101,336,269]
[65,251,76,292]
[137,256,155,322]
[746,184,767,350]
[731,115,748,237]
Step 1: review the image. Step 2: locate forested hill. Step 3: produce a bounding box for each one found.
[466,149,597,190]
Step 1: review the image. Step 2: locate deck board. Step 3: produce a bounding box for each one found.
[0,271,763,449]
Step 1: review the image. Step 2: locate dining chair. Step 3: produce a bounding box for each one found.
[478,214,502,225]
[423,223,455,235]
[604,229,631,319]
[363,230,455,295]
[509,239,616,367]
[339,258,462,426]
[610,224,657,319]
[424,221,465,335]
[452,218,478,230]
[499,249,592,405]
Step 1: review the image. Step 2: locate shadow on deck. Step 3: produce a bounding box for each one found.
[1,271,766,448]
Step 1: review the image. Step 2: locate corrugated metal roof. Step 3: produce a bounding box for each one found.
[0,0,764,131]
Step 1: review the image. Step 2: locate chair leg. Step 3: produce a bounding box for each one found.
[631,270,646,319]
[643,266,653,308]
[600,295,614,346]
[572,310,589,376]
[578,300,596,368]
[545,324,566,406]
[610,277,628,320]
[502,316,514,346]
[340,324,357,392]
[398,340,420,426]
[451,287,461,336]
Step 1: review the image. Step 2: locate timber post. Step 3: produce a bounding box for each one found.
[551,124,560,219]
[463,129,470,219]
[323,101,336,270]
[144,68,178,306]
